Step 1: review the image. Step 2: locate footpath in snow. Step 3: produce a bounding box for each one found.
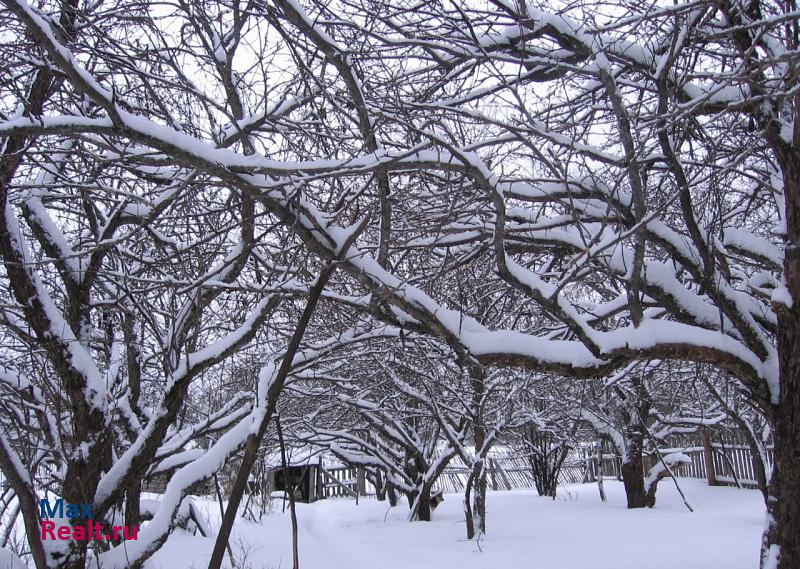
[149,480,765,569]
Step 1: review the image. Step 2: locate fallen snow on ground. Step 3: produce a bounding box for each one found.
[147,480,764,569]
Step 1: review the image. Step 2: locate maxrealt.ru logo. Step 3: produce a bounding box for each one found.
[39,499,138,541]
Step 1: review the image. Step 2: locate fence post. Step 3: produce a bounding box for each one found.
[584,446,594,483]
[317,459,323,500]
[357,466,367,497]
[488,459,499,490]
[701,427,718,486]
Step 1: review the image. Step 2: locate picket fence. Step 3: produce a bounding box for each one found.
[318,430,771,498]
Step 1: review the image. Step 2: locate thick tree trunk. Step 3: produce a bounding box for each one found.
[615,376,651,510]
[763,325,800,569]
[125,477,142,528]
[761,148,800,569]
[406,484,433,521]
[620,433,647,509]
[54,434,113,568]
[769,285,800,568]
[403,452,430,521]
[416,486,432,522]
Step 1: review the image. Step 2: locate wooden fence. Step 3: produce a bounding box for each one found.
[318,464,373,499]
[315,452,602,498]
[569,429,772,491]
[434,455,539,493]
[316,429,771,499]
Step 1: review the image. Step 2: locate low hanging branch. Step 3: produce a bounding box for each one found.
[207,264,334,569]
[207,217,367,569]
[642,423,694,513]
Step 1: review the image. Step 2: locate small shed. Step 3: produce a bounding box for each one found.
[272,464,318,503]
[263,450,366,503]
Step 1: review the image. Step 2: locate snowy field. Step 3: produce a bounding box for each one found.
[148,480,765,569]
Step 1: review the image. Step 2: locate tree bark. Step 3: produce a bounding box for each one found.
[125,477,142,528]
[739,427,769,504]
[764,135,800,569]
[386,481,398,507]
[415,485,432,522]
[596,443,606,503]
[700,427,718,488]
[374,469,386,502]
[473,468,487,534]
[769,249,800,567]
[645,474,665,508]
[615,375,651,510]
[464,468,476,540]
[620,432,647,509]
[468,359,487,535]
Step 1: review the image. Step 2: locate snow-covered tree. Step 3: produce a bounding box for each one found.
[2,0,799,567]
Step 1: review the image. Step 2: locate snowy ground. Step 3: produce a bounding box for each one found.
[148,480,765,569]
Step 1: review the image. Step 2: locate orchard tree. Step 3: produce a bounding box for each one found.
[2,1,800,568]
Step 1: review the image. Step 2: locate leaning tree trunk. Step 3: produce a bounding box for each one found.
[207,263,337,569]
[463,466,476,539]
[125,476,142,529]
[738,423,770,505]
[386,480,399,507]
